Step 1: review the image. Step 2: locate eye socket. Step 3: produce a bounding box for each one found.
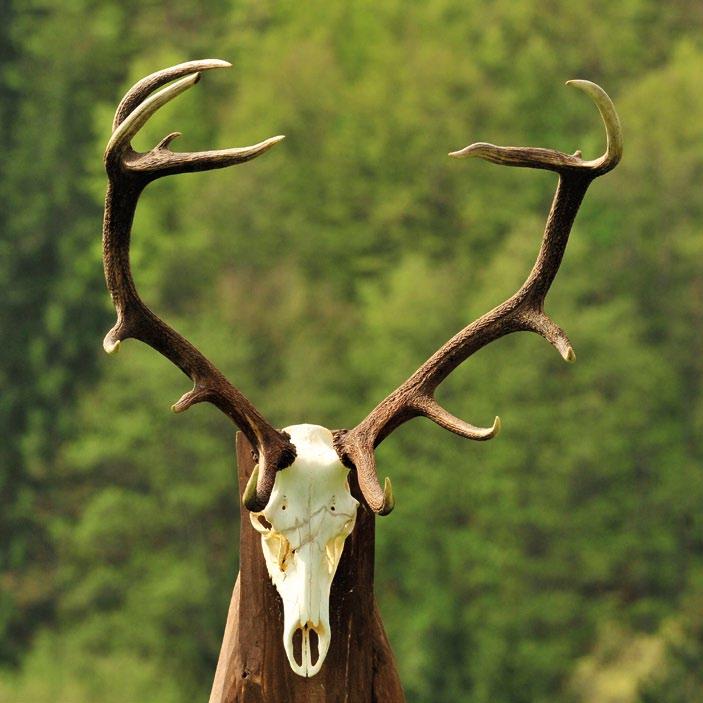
[250,512,272,534]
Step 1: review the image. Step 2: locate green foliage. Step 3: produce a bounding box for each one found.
[637,590,703,703]
[0,629,183,703]
[1,1,702,702]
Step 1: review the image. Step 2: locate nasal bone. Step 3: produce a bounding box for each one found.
[282,546,331,676]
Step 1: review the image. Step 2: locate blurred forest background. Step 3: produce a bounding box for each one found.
[1,1,702,701]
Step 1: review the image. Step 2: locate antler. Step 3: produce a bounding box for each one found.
[102,60,296,510]
[333,80,623,515]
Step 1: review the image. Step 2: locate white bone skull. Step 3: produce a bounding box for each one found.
[250,424,359,677]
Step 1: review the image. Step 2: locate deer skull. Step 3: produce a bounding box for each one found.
[249,424,359,677]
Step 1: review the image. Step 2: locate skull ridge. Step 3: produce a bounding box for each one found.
[250,424,359,677]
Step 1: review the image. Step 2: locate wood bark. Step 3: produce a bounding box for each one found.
[209,433,405,703]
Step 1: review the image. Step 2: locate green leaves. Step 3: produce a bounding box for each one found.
[2,2,703,702]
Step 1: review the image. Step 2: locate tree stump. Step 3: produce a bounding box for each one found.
[208,433,405,703]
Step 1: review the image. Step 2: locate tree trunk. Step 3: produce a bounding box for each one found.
[209,433,405,703]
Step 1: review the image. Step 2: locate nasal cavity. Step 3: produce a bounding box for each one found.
[292,624,320,669]
[292,628,303,668]
[309,627,320,666]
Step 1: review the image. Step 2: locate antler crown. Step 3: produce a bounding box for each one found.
[102,64,622,517]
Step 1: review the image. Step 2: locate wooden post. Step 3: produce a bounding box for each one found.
[209,433,405,703]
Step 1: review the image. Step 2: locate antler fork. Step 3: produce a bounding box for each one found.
[331,80,623,515]
[103,60,296,508]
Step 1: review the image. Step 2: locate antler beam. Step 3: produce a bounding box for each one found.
[102,60,296,510]
[333,80,623,515]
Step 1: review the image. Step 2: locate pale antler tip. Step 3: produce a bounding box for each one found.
[448,145,473,158]
[379,476,395,516]
[492,415,502,437]
[210,134,287,166]
[564,79,607,104]
[250,135,287,157]
[242,465,261,511]
[564,345,576,363]
[253,135,286,153]
[188,59,232,72]
[103,332,120,354]
[448,142,495,160]
[172,393,187,413]
[565,78,593,90]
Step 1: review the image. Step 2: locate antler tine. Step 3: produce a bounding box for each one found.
[450,79,623,176]
[334,80,622,515]
[103,60,295,512]
[112,59,231,130]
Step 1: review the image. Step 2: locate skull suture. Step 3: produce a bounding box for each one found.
[250,424,359,677]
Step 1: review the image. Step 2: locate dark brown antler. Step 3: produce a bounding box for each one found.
[102,60,296,510]
[333,80,623,515]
